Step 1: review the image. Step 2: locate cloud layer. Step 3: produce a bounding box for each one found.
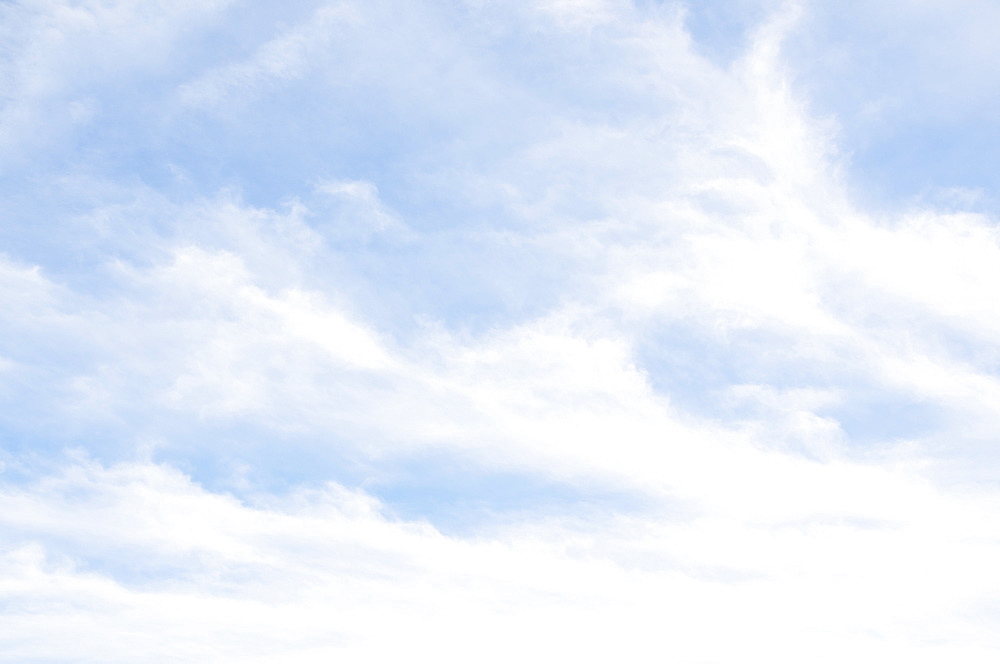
[2,0,1000,661]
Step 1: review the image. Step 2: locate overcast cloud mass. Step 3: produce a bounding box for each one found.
[3,0,1000,661]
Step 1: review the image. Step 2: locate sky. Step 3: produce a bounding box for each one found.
[2,0,1000,661]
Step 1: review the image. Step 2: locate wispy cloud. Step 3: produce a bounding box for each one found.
[3,0,1000,660]
[3,458,999,662]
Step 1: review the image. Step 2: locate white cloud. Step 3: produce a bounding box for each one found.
[2,459,1000,662]
[3,0,1000,660]
[314,178,411,238]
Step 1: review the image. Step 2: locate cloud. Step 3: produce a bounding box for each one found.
[779,0,1000,204]
[313,178,411,239]
[2,0,1000,660]
[2,458,1000,662]
[178,4,361,109]
[0,0,236,168]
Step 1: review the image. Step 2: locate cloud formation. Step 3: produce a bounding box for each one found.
[2,0,1000,661]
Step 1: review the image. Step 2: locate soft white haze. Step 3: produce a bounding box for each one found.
[2,1,1000,662]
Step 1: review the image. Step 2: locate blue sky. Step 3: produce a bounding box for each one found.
[3,0,1000,661]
